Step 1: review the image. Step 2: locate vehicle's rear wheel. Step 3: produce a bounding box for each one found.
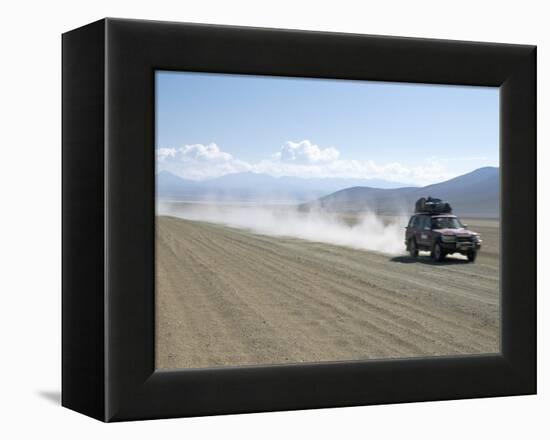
[409,239,418,258]
[432,242,445,262]
[467,251,477,262]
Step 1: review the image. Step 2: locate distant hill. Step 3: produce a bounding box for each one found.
[156,171,416,202]
[301,167,499,218]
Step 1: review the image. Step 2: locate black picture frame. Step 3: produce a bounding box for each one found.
[62,18,536,422]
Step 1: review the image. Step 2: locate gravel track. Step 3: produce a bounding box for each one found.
[156,216,499,369]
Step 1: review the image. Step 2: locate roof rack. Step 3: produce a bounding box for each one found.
[414,197,452,214]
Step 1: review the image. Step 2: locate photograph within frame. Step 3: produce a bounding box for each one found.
[154,70,500,370]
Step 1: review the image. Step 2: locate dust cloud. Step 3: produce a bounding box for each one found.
[158,203,407,255]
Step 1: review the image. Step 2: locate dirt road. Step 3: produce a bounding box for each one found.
[156,216,499,369]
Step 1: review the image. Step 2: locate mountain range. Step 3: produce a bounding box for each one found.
[157,171,416,202]
[301,166,499,218]
[157,167,499,217]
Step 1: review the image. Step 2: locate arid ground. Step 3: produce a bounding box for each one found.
[156,215,499,369]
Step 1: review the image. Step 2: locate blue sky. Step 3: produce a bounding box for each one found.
[156,71,499,185]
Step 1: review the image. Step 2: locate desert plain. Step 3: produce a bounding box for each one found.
[155,205,499,370]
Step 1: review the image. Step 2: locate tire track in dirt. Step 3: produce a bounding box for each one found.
[189,222,498,346]
[190,227,490,355]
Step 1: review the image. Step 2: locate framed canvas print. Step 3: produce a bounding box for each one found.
[62,18,536,422]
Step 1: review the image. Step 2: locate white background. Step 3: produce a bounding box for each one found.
[0,0,547,437]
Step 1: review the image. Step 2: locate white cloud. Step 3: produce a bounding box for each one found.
[273,140,340,163]
[156,143,251,180]
[156,140,458,185]
[253,156,452,185]
[157,143,233,163]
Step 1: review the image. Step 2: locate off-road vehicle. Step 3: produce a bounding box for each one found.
[405,198,482,262]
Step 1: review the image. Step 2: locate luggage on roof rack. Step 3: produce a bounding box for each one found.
[415,196,452,214]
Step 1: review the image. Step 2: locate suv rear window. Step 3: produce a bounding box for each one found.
[420,216,430,229]
[411,215,426,229]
